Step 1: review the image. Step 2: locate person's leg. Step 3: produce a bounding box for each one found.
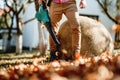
[49,2,63,51]
[49,2,63,61]
[64,1,81,59]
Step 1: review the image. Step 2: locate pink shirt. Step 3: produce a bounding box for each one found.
[53,0,69,3]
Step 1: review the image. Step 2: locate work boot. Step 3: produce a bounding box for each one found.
[49,50,61,61]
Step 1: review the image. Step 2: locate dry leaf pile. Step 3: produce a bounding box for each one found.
[0,54,120,80]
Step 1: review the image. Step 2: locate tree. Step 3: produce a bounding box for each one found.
[96,0,120,24]
[1,0,35,53]
[96,0,120,46]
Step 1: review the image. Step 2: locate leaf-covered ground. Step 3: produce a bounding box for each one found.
[0,50,120,80]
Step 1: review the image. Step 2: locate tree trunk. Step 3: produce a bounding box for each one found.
[16,34,23,54]
[16,21,23,54]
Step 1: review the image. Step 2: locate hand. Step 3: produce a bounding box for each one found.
[79,0,87,9]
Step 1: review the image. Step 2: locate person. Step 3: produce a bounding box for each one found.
[35,0,60,53]
[48,0,87,60]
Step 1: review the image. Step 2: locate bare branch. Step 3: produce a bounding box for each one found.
[18,4,25,14]
[18,0,34,15]
[23,18,36,24]
[96,0,119,24]
[4,14,9,28]
[116,0,120,10]
[5,0,14,12]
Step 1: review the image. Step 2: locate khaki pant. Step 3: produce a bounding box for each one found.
[49,0,81,53]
